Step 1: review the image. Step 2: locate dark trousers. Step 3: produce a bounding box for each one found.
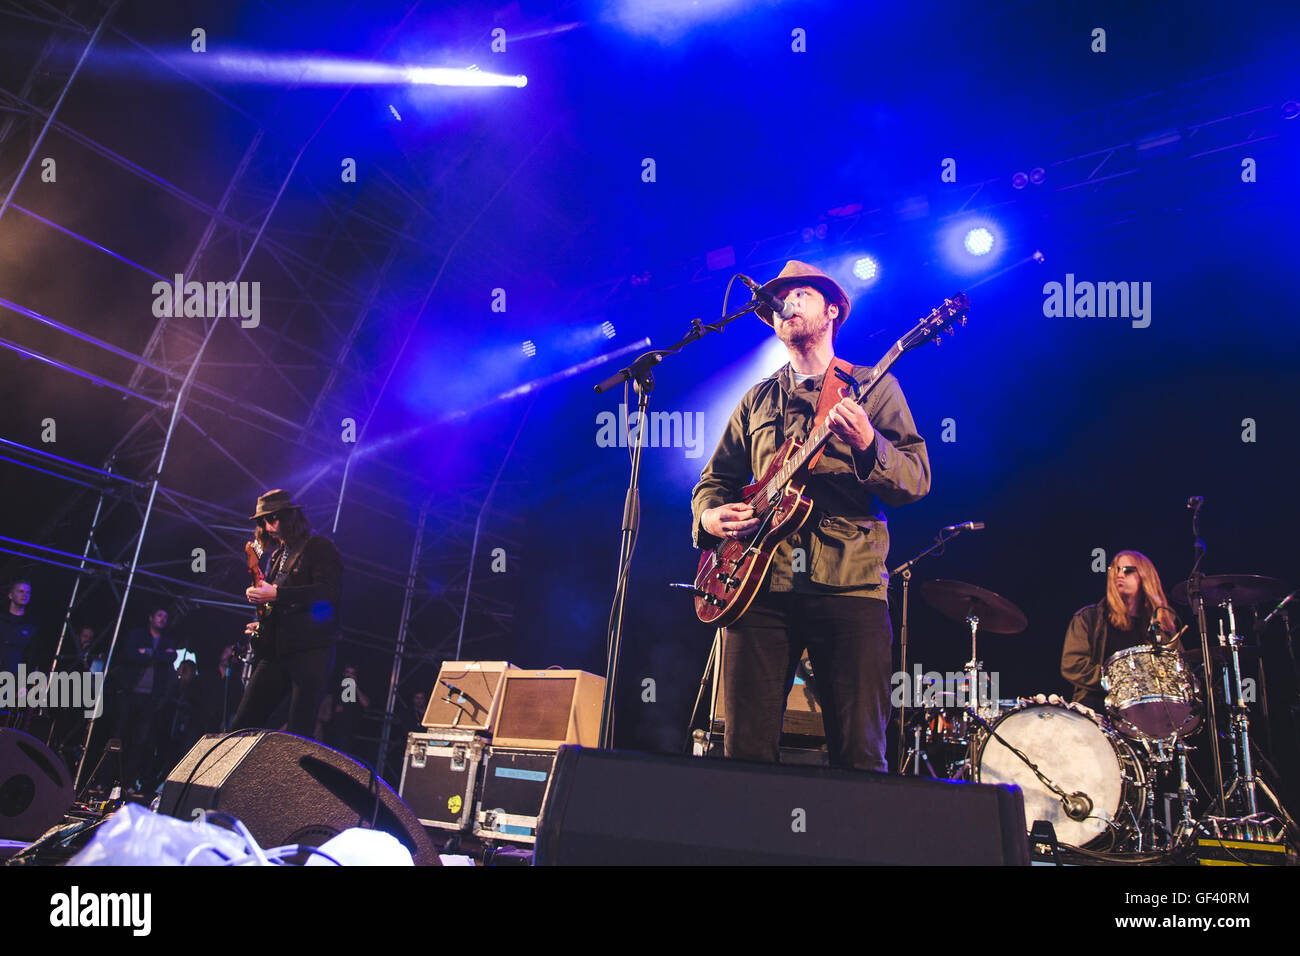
[723,591,893,771]
[116,691,158,788]
[231,645,334,737]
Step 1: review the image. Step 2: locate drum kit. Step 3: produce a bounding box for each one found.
[900,574,1299,858]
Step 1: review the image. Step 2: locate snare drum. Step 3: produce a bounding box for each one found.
[974,701,1146,849]
[1102,644,1200,742]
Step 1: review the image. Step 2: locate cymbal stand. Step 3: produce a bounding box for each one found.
[1184,498,1227,812]
[1219,595,1259,814]
[963,609,983,775]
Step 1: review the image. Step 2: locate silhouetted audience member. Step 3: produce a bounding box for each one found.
[110,608,176,792]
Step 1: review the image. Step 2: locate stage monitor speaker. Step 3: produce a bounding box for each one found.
[535,747,1030,866]
[0,728,74,841]
[423,660,517,732]
[492,670,604,749]
[158,731,439,865]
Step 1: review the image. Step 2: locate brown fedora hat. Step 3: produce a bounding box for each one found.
[755,260,851,329]
[249,489,305,521]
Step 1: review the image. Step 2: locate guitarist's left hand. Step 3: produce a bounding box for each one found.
[246,582,278,605]
[826,388,875,452]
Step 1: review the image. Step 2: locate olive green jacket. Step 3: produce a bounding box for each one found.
[690,362,930,598]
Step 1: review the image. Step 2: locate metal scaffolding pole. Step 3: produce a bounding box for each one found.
[0,0,118,227]
[45,458,115,682]
[377,493,431,777]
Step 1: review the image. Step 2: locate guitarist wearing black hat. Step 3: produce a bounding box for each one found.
[232,489,343,738]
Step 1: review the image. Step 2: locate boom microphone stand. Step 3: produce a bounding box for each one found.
[592,294,766,750]
[889,521,983,773]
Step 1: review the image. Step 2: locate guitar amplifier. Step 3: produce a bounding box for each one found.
[472,746,557,845]
[422,661,517,733]
[397,730,486,831]
[492,669,605,749]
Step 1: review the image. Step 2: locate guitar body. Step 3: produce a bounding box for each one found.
[694,438,814,627]
[243,541,275,662]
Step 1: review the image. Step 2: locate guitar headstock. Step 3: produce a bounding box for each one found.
[899,293,970,352]
[244,540,263,574]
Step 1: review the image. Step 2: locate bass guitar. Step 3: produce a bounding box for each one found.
[693,293,970,626]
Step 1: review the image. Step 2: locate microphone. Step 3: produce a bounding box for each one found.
[1187,496,1204,510]
[1256,590,1297,634]
[739,274,795,320]
[943,521,985,532]
[1062,791,1093,822]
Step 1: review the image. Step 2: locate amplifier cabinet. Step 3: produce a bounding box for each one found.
[397,730,486,831]
[422,661,517,733]
[492,669,605,749]
[472,746,557,845]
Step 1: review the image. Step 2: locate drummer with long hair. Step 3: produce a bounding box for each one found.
[1061,550,1186,711]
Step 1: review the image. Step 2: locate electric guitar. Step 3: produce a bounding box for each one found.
[693,293,970,626]
[242,540,273,660]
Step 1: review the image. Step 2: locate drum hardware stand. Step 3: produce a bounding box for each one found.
[1183,496,1228,813]
[900,712,937,777]
[1217,596,1260,815]
[963,612,985,776]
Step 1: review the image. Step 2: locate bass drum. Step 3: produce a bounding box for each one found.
[974,702,1146,849]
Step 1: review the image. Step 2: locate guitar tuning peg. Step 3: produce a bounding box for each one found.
[960,316,967,326]
[945,326,955,335]
[933,336,942,346]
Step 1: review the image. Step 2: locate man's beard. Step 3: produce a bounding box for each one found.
[779,312,833,348]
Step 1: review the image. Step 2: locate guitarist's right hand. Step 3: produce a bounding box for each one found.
[244,621,260,638]
[703,503,759,539]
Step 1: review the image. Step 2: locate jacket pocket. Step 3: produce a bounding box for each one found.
[746,409,782,477]
[808,515,885,589]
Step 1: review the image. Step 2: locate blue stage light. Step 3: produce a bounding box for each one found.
[601,321,616,339]
[964,227,995,256]
[521,340,537,357]
[852,257,879,282]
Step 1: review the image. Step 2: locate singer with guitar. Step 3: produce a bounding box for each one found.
[691,261,932,772]
[232,490,343,738]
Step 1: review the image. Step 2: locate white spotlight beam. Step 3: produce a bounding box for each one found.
[404,66,527,88]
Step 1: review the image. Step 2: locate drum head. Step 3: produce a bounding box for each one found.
[976,704,1126,848]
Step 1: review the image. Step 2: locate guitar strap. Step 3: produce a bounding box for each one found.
[806,356,857,471]
[272,539,310,586]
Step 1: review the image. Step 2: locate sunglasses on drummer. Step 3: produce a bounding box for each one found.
[256,512,281,527]
[1113,565,1138,576]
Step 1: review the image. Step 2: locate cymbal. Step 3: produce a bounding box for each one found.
[920,579,1028,634]
[1170,574,1288,608]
